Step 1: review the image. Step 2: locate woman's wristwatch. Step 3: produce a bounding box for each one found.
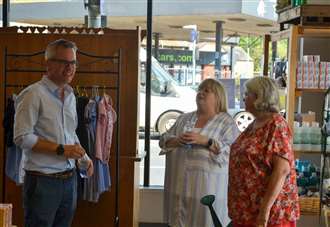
[207,138,214,148]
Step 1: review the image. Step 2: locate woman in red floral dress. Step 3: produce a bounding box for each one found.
[228,76,300,227]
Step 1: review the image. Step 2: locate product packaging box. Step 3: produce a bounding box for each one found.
[326,63,330,89]
[308,62,315,88]
[0,204,12,227]
[303,63,309,88]
[303,55,314,63]
[313,62,319,89]
[301,112,316,124]
[320,62,327,89]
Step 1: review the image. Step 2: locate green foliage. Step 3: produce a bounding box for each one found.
[239,36,263,73]
[277,39,288,60]
[238,36,288,74]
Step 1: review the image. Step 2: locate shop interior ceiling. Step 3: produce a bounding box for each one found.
[17,14,279,42]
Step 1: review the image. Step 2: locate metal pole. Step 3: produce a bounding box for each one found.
[114,49,122,227]
[144,0,152,187]
[153,32,160,60]
[84,0,101,28]
[270,39,277,77]
[192,29,196,85]
[230,45,234,78]
[2,0,10,27]
[215,21,224,79]
[263,34,270,76]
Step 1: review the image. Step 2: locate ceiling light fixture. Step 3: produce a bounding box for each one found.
[256,23,273,27]
[227,18,246,22]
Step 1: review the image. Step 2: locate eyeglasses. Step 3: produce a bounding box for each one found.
[49,58,78,67]
[244,91,257,98]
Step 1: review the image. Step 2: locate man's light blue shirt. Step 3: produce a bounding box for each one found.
[14,76,79,174]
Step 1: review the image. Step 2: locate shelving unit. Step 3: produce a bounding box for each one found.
[286,25,330,130]
[294,150,321,159]
[284,23,330,216]
[278,5,330,31]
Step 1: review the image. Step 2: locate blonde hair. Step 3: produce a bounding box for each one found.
[45,39,77,61]
[198,78,228,113]
[245,76,280,113]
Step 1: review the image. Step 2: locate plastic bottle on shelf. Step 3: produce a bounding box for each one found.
[302,160,311,178]
[293,121,303,151]
[310,122,321,152]
[301,122,311,151]
[297,172,308,196]
[309,163,316,173]
[309,172,319,190]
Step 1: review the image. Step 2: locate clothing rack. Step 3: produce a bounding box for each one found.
[2,47,122,226]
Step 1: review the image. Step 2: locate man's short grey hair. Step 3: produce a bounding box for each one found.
[245,76,280,113]
[45,39,78,61]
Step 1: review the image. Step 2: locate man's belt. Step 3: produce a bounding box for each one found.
[26,169,74,179]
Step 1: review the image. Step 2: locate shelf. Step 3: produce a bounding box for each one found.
[278,5,330,30]
[295,88,327,97]
[299,196,320,215]
[276,5,293,14]
[294,150,321,154]
[297,26,330,37]
[277,5,301,24]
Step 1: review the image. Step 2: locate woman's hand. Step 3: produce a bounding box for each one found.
[165,137,184,148]
[256,206,271,227]
[179,132,208,146]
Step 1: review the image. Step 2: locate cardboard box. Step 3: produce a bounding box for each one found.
[301,112,316,124]
[303,62,309,88]
[326,63,330,88]
[319,62,328,89]
[0,204,12,227]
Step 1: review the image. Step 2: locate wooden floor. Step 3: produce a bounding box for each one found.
[140,216,324,227]
[298,215,324,227]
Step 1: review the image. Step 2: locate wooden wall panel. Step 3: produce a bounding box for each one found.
[0,27,140,227]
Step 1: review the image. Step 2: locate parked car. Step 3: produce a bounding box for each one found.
[139,49,196,134]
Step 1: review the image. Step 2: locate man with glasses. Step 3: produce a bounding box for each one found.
[14,39,93,227]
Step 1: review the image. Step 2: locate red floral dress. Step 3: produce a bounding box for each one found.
[228,114,300,225]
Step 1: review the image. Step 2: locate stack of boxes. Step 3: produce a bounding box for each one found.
[296,55,330,89]
[0,204,12,227]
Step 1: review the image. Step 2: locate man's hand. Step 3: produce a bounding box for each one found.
[86,158,94,177]
[63,144,85,159]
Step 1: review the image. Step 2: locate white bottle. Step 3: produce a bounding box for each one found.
[310,122,321,152]
[293,121,302,151]
[301,122,311,151]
